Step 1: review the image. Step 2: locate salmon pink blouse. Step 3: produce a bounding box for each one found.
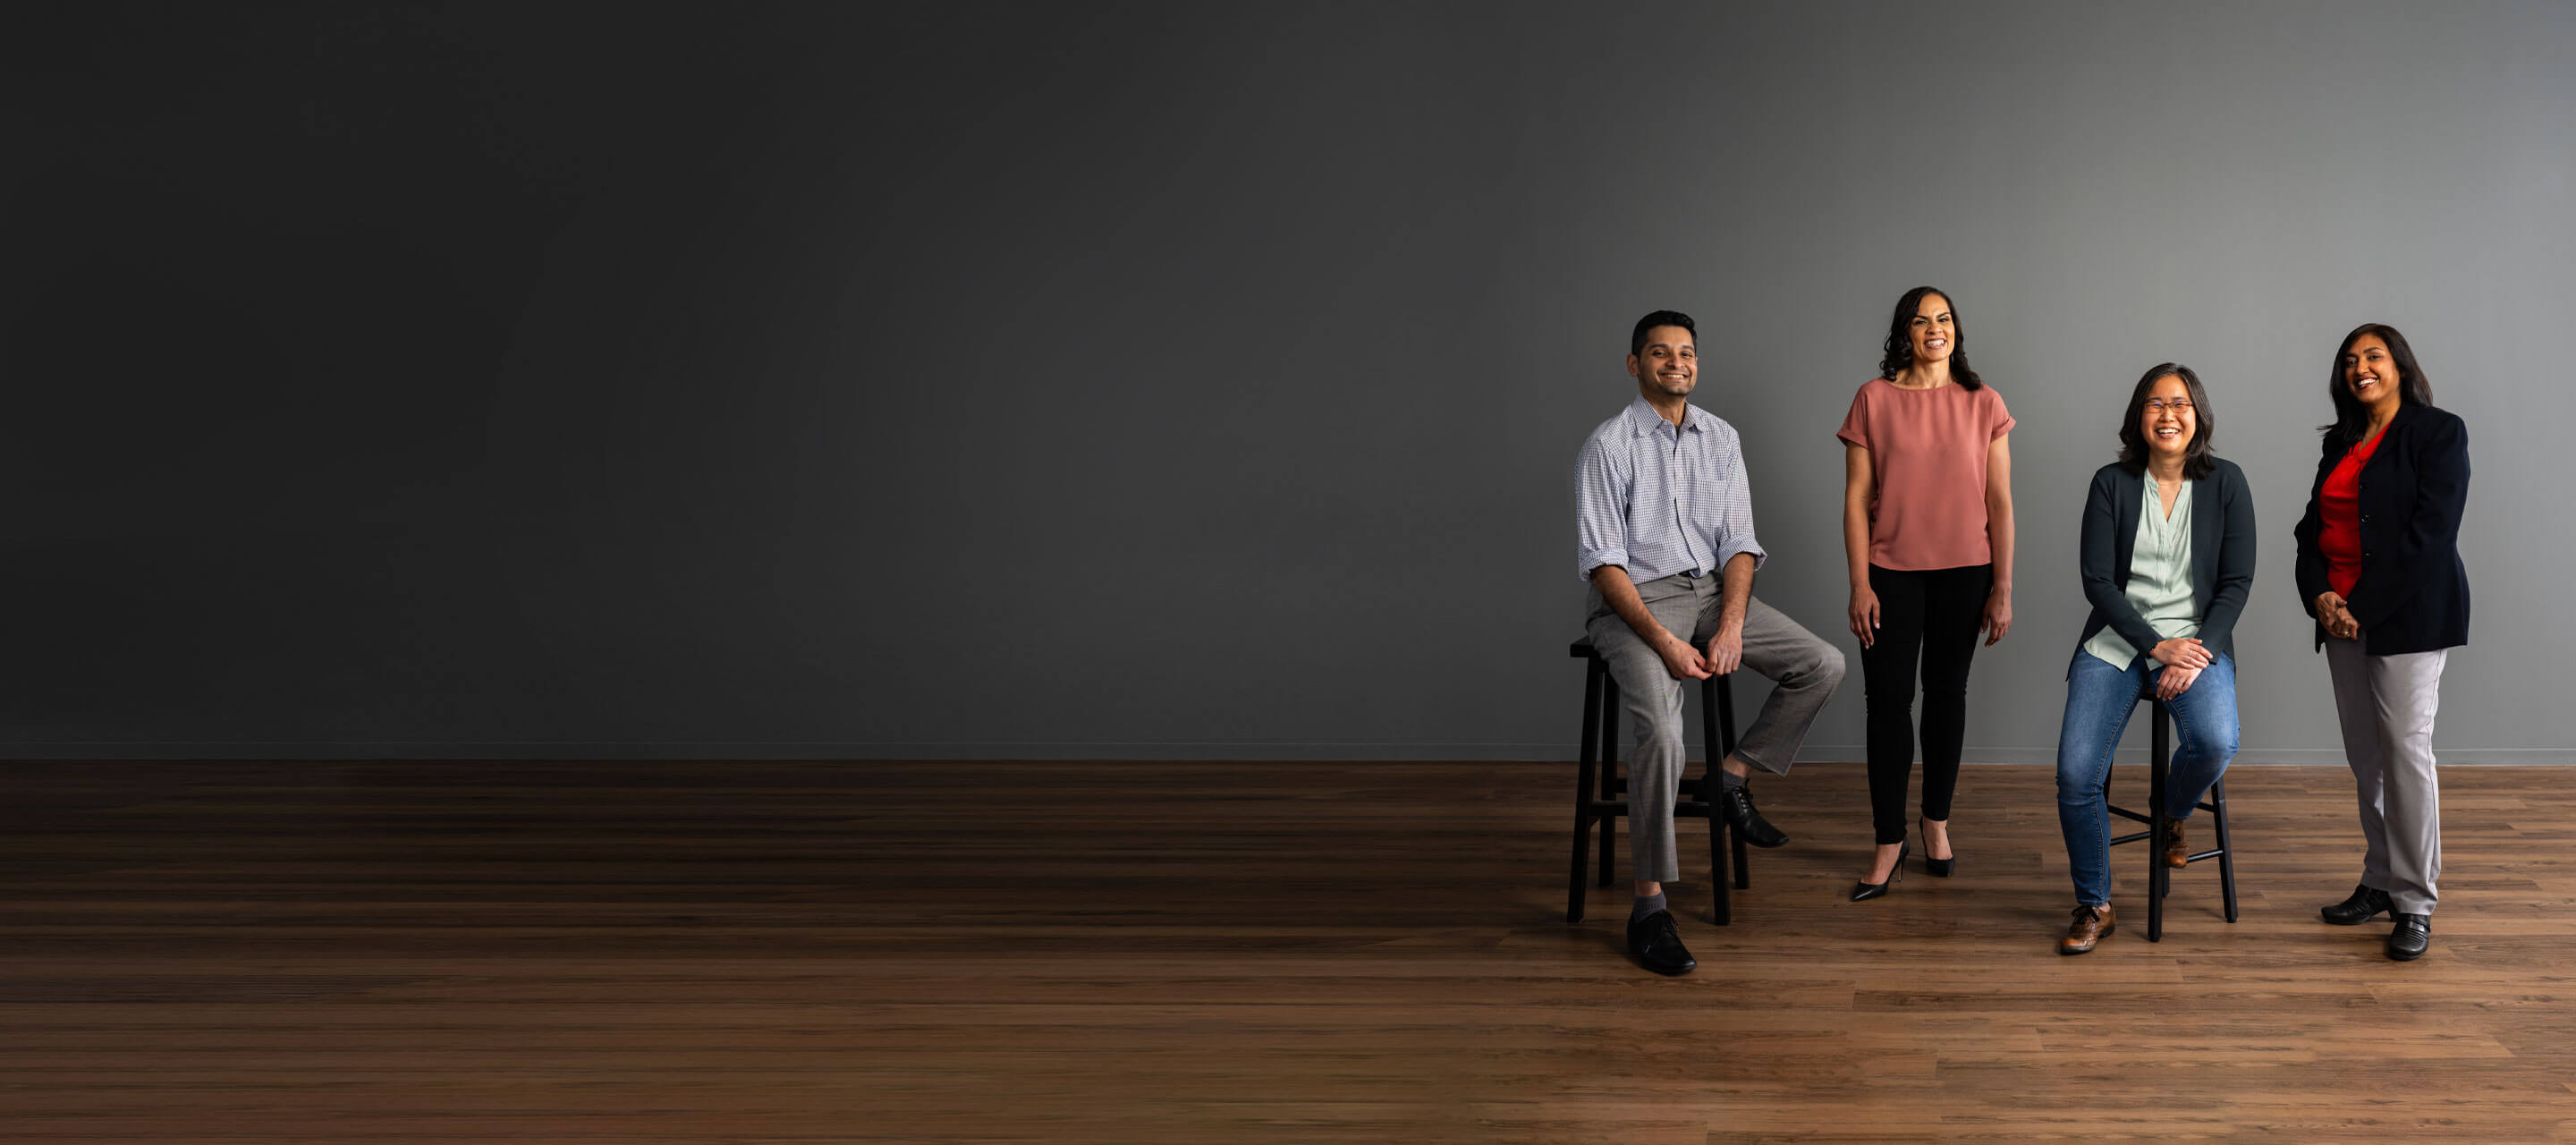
[1836,377,2015,571]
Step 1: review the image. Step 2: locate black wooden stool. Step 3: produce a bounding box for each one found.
[1564,639,1745,925]
[2106,696,2240,941]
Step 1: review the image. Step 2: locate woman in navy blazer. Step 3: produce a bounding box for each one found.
[2051,363,2255,954]
[2293,323,2470,962]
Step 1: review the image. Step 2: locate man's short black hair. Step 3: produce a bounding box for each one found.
[1631,310,1696,358]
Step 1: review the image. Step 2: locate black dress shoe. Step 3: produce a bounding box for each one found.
[2321,883,2394,926]
[1850,840,1908,903]
[1626,909,1697,976]
[1719,785,1790,848]
[1919,817,1955,878]
[2386,913,2432,961]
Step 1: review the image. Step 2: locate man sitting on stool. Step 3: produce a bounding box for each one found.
[1575,310,1848,976]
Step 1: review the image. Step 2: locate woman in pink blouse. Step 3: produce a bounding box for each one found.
[1837,286,2017,901]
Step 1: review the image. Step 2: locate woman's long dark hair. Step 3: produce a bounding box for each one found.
[2320,323,2432,449]
[1877,285,1984,390]
[2116,362,2216,480]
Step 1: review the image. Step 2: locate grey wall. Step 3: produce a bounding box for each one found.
[4,2,2571,761]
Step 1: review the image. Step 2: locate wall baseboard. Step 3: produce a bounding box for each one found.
[4,742,2573,764]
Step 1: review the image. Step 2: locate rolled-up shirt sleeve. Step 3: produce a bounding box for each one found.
[1575,437,1630,582]
[1712,425,1767,572]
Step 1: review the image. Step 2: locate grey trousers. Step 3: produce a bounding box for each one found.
[2324,637,2449,916]
[1585,572,1847,884]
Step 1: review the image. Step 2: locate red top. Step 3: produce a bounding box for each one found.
[2319,431,2385,598]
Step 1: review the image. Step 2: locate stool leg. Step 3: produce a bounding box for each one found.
[2148,704,2170,943]
[1569,660,1604,924]
[2212,776,2240,923]
[1597,676,1619,889]
[1717,675,1748,888]
[1699,675,1729,926]
[1706,768,1730,926]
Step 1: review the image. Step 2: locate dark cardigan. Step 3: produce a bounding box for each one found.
[2292,402,2471,655]
[2073,458,2257,673]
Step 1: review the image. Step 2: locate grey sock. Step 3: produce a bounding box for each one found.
[1631,891,1667,922]
[1718,768,1748,792]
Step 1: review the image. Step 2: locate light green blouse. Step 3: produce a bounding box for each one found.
[2084,473,2200,669]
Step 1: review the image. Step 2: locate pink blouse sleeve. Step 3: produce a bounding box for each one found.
[1985,387,2016,440]
[1835,386,1871,449]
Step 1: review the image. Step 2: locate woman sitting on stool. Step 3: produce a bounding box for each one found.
[2053,363,2255,954]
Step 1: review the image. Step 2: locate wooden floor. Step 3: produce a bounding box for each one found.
[3,759,2573,1143]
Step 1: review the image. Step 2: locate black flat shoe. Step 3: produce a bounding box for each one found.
[2386,913,2431,961]
[1919,817,1955,878]
[2321,883,2394,926]
[1850,840,1908,902]
[1626,909,1697,976]
[1720,785,1790,849]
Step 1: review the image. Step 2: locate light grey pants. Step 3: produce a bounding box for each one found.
[1585,572,1847,883]
[2324,637,2450,916]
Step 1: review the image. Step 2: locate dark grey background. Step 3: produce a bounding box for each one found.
[5,2,2569,761]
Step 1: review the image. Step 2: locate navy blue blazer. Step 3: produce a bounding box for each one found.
[2292,402,2471,655]
[2073,458,2257,673]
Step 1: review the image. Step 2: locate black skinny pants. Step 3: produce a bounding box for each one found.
[1860,563,1992,845]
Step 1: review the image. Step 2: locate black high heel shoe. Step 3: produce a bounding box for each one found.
[1920,818,1955,878]
[1850,840,1908,902]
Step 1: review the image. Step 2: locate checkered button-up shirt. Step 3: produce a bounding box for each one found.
[1575,396,1767,584]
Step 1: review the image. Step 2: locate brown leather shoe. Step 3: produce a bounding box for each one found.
[2162,818,2190,869]
[2059,904,2115,954]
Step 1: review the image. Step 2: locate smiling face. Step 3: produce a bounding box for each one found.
[1907,293,1955,365]
[2343,334,2400,410]
[2140,372,2196,462]
[1627,325,1697,399]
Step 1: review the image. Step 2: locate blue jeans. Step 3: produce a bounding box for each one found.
[2055,650,2239,907]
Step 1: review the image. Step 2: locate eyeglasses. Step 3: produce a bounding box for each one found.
[2144,398,2194,413]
